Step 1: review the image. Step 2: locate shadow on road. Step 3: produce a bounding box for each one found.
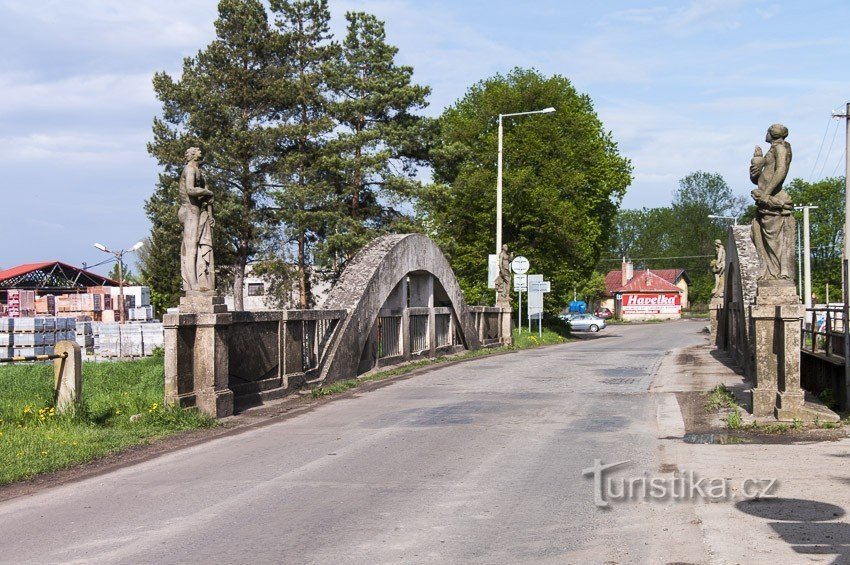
[736,498,849,562]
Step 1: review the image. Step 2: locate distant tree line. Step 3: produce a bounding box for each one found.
[141,1,633,315]
[604,172,845,305]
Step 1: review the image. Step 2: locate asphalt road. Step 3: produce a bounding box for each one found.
[0,320,707,564]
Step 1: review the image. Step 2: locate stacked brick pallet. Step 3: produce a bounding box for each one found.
[92,322,164,358]
[0,317,76,358]
[8,286,155,322]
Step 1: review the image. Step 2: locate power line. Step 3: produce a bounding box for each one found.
[809,116,832,182]
[810,116,834,181]
[831,146,846,178]
[601,254,713,262]
[817,118,841,180]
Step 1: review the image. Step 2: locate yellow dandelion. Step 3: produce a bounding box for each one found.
[40,451,48,455]
[23,405,32,414]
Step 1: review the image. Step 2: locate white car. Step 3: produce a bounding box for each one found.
[567,313,606,332]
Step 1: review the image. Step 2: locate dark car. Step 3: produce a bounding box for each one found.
[594,307,613,319]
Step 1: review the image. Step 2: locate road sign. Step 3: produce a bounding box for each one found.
[513,274,528,291]
[511,256,529,275]
[530,281,551,293]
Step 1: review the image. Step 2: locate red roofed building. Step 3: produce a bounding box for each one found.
[601,261,690,320]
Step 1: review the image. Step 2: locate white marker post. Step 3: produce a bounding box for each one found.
[511,256,529,334]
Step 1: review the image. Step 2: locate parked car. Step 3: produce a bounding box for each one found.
[567,313,607,332]
[594,307,613,319]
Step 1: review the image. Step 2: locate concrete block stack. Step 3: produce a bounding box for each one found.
[0,316,76,358]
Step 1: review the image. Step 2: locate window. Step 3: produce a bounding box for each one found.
[247,283,264,297]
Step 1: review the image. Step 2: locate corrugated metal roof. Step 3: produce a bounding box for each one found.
[0,261,119,288]
[605,268,683,295]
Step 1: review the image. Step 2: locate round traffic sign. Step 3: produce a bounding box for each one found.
[511,256,529,274]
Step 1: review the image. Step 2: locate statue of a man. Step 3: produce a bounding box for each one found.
[179,147,216,293]
[710,239,726,297]
[494,244,513,307]
[749,124,795,282]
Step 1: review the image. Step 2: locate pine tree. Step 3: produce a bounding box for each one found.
[268,0,338,308]
[319,11,432,278]
[145,0,278,310]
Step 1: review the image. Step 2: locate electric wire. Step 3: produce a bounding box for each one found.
[817,117,841,180]
[809,116,833,181]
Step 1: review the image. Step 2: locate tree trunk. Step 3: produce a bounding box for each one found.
[233,258,245,311]
[298,231,308,309]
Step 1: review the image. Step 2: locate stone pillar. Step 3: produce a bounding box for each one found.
[749,283,806,420]
[500,308,512,345]
[164,293,234,418]
[53,340,82,414]
[709,296,723,345]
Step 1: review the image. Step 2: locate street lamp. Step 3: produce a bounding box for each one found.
[707,214,738,225]
[93,241,144,325]
[496,107,556,256]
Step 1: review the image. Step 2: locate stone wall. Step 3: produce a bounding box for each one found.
[718,225,761,377]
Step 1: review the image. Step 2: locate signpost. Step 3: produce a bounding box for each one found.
[511,256,530,333]
[528,278,551,338]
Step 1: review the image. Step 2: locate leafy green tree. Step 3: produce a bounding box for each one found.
[318,11,432,279]
[423,68,632,308]
[107,260,139,286]
[146,0,278,310]
[786,176,845,302]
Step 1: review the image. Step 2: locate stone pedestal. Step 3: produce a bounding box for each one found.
[709,296,723,344]
[163,294,233,418]
[749,282,808,420]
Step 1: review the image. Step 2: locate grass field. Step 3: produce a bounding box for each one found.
[0,355,215,485]
[1,322,571,485]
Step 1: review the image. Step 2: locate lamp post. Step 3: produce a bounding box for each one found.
[707,214,738,225]
[94,241,143,325]
[496,107,556,256]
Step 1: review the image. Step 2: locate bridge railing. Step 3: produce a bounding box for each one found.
[801,305,846,360]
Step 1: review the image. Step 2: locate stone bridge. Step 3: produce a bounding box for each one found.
[164,234,511,418]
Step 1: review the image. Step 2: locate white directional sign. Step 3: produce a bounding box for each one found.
[527,274,544,319]
[530,281,551,293]
[511,256,529,275]
[513,274,528,291]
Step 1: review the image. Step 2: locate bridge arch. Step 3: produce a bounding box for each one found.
[319,234,481,382]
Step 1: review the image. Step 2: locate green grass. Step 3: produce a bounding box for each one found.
[705,384,738,412]
[725,409,743,429]
[0,356,215,485]
[511,326,568,348]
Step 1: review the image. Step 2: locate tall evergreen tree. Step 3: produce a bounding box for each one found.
[268,0,338,308]
[145,0,278,310]
[318,11,432,278]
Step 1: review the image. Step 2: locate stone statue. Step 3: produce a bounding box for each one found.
[749,124,795,283]
[710,239,725,298]
[494,244,513,308]
[179,147,216,293]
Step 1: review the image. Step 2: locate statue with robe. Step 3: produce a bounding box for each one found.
[178,147,216,293]
[749,124,795,283]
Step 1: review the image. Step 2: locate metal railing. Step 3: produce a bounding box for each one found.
[409,314,429,354]
[0,351,67,363]
[435,312,452,348]
[377,315,402,359]
[802,305,846,359]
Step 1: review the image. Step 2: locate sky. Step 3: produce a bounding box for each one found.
[2,0,850,274]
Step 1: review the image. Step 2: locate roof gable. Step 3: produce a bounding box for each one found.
[605,268,683,294]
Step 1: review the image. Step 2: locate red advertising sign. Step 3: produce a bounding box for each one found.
[622,293,681,314]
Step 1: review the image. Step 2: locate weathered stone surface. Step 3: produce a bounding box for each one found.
[179,147,216,293]
[53,340,82,415]
[164,296,233,418]
[718,225,761,374]
[749,124,795,282]
[320,234,485,383]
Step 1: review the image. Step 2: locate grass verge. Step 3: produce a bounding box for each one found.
[0,355,215,486]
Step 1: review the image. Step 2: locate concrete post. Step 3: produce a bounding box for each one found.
[53,340,81,415]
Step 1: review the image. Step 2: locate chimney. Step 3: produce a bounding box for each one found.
[621,258,633,286]
[645,269,652,287]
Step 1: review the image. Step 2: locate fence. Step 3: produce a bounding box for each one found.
[801,305,846,359]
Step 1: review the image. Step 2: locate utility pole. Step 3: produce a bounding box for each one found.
[794,205,819,309]
[832,102,850,410]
